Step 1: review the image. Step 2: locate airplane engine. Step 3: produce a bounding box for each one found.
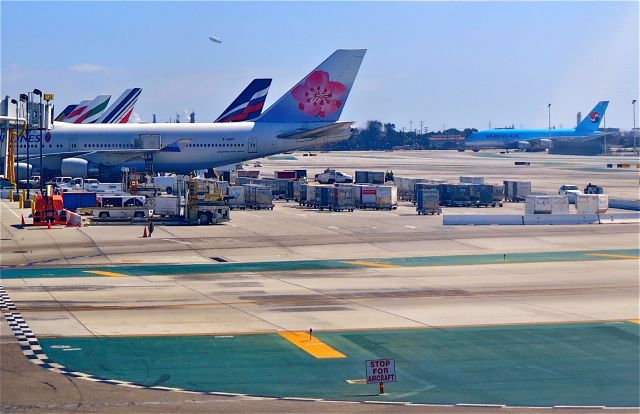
[517,141,531,150]
[538,139,553,149]
[13,162,33,178]
[61,158,100,178]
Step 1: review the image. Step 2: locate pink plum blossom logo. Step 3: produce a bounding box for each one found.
[291,70,346,117]
[589,112,600,122]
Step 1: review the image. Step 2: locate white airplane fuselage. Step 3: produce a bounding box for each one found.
[16,120,350,177]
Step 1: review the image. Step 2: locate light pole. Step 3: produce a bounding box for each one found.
[10,99,19,189]
[19,94,28,194]
[33,89,43,193]
[633,99,637,155]
[547,103,551,141]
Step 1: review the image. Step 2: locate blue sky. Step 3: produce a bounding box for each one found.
[2,1,638,130]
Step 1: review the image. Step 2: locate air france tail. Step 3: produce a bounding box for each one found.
[257,49,366,123]
[576,101,609,133]
[215,79,272,122]
[97,88,142,124]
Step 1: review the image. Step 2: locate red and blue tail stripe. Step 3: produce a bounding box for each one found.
[97,88,142,124]
[215,79,271,123]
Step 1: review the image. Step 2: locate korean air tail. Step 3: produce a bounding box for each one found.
[256,49,366,123]
[215,79,272,122]
[96,88,142,124]
[575,101,609,133]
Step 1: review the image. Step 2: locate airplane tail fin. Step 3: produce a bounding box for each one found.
[215,79,272,122]
[74,95,111,124]
[256,49,366,123]
[576,101,609,133]
[55,104,77,122]
[96,88,142,124]
[63,99,92,123]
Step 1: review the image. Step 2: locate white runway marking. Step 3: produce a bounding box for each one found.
[162,239,192,245]
[1,202,22,219]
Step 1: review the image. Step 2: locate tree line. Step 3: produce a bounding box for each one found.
[323,121,478,151]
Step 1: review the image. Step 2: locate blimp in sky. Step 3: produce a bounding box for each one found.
[209,36,222,44]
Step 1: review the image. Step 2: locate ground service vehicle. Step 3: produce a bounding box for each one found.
[315,169,353,184]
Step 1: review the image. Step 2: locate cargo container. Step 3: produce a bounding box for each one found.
[297,183,308,205]
[417,188,441,215]
[504,180,532,202]
[460,176,485,184]
[61,192,97,211]
[328,186,356,212]
[237,170,260,178]
[576,194,608,214]
[525,195,569,214]
[469,184,503,207]
[305,184,318,207]
[358,185,378,209]
[355,171,385,184]
[414,183,443,204]
[150,195,183,217]
[440,184,474,207]
[244,185,273,210]
[275,170,297,180]
[226,186,246,209]
[375,186,398,210]
[317,186,332,210]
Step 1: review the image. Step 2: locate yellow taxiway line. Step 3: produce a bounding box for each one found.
[587,253,640,260]
[344,261,399,268]
[279,331,347,359]
[82,270,128,277]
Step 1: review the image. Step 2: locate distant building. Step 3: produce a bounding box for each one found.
[429,134,465,149]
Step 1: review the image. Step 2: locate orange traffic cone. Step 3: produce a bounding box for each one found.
[47,220,51,230]
[142,227,148,238]
[21,214,25,227]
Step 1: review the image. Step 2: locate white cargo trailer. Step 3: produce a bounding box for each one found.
[576,194,609,214]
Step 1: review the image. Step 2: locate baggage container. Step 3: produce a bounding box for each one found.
[576,194,608,214]
[237,170,260,178]
[504,180,531,202]
[440,184,474,207]
[417,188,441,215]
[317,186,332,210]
[375,186,398,210]
[226,186,246,209]
[525,195,568,214]
[285,180,296,201]
[305,184,318,207]
[298,183,308,205]
[275,170,297,180]
[469,184,502,207]
[61,191,97,211]
[328,186,356,212]
[355,171,385,184]
[150,195,182,216]
[245,184,273,210]
[460,176,484,184]
[358,185,378,208]
[414,183,442,204]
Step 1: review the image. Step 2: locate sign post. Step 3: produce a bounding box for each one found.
[366,359,396,395]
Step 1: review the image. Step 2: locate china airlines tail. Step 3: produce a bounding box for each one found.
[215,79,272,122]
[256,49,366,123]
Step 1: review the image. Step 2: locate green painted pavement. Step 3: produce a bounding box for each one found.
[40,322,640,406]
[1,249,638,279]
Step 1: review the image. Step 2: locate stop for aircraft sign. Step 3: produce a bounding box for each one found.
[366,359,396,384]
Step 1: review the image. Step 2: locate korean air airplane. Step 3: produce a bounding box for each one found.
[465,101,609,151]
[16,49,366,180]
